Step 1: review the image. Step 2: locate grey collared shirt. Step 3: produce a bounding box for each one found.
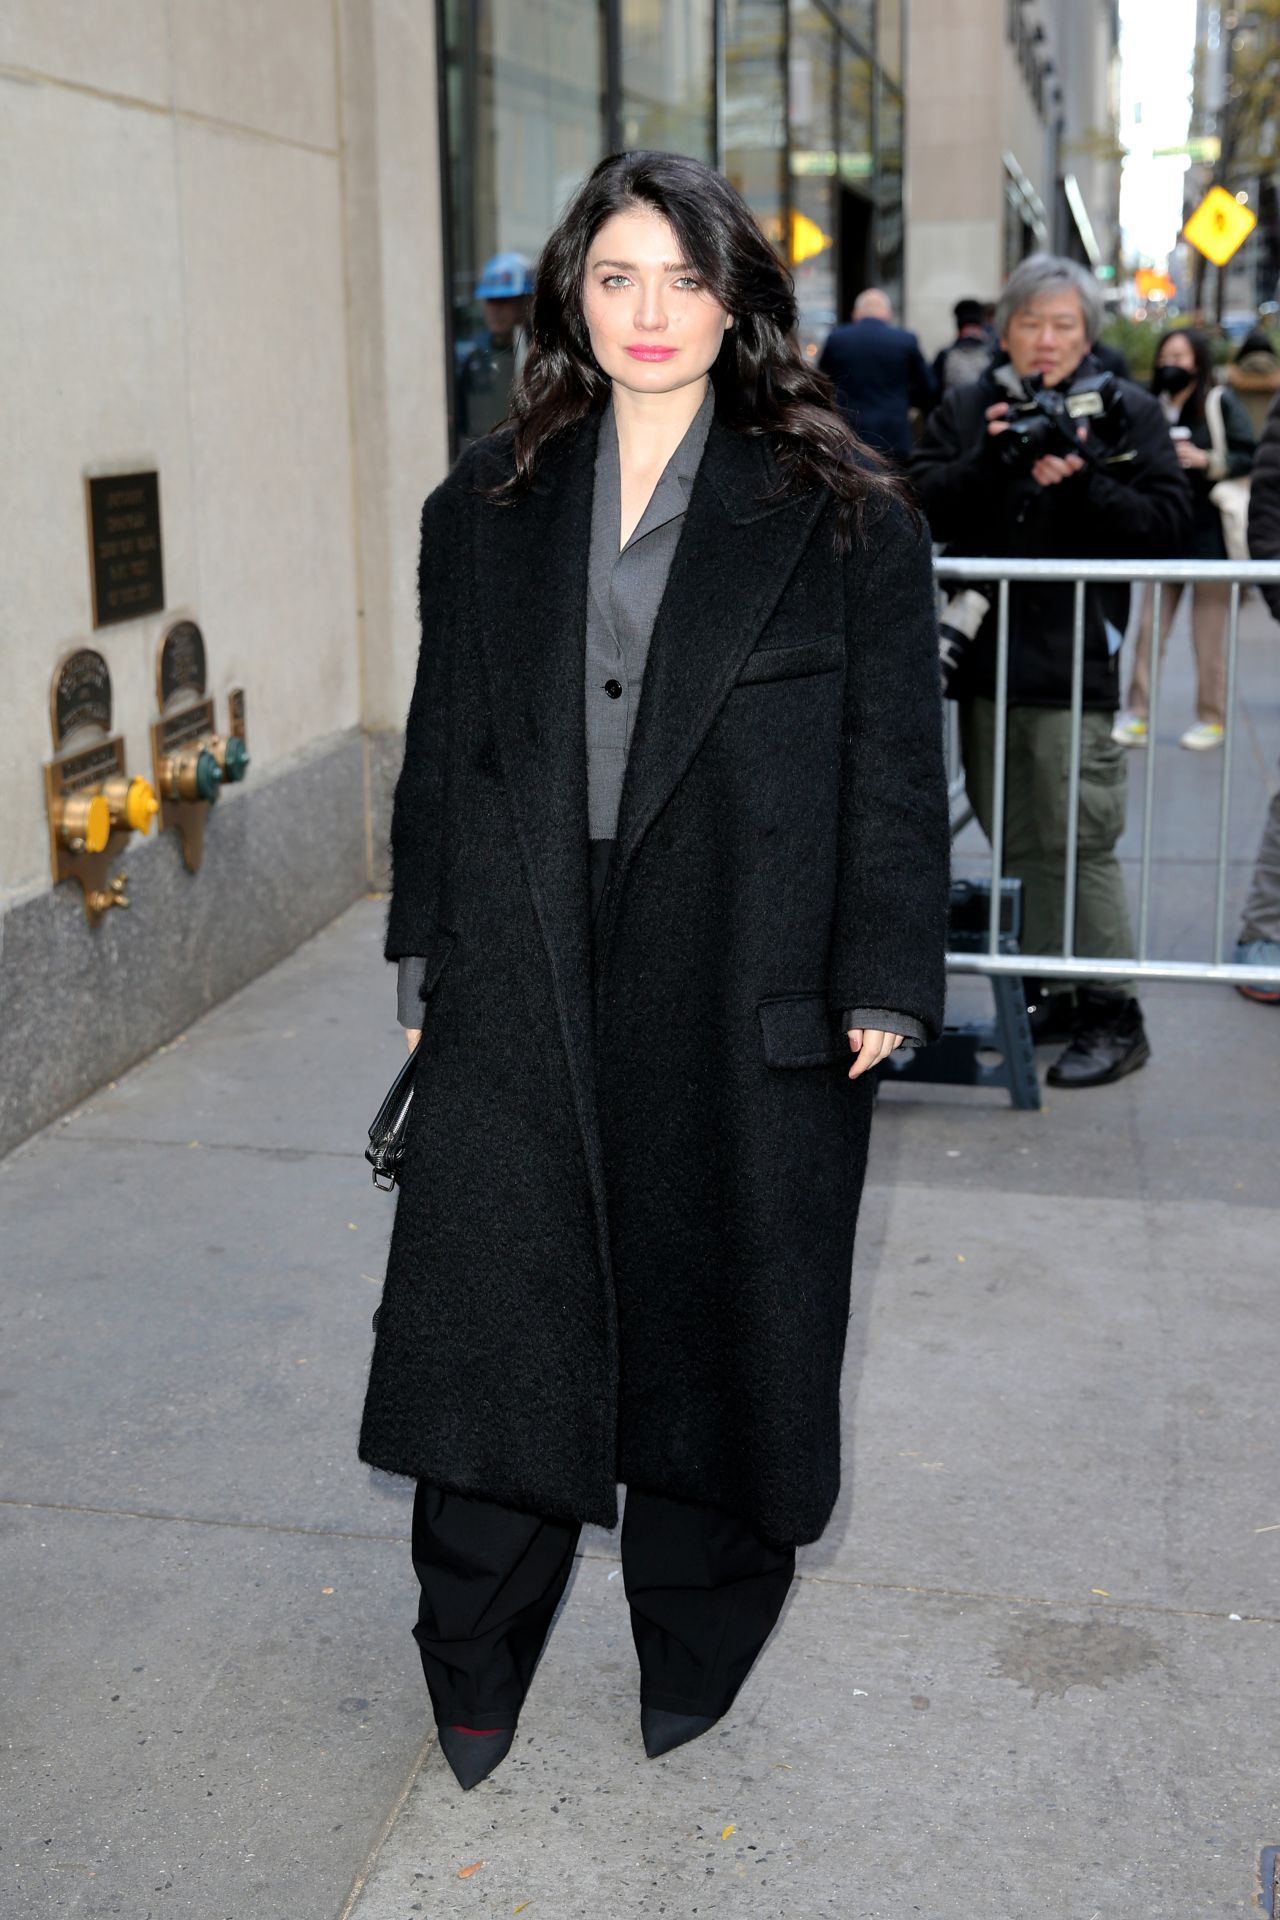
[397,386,924,1049]
[585,381,715,838]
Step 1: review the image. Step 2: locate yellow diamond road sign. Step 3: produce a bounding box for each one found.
[1183,185,1257,267]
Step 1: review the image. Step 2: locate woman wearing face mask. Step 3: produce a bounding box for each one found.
[358,150,950,1791]
[1114,327,1255,750]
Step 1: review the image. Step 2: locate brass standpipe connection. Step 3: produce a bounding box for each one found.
[102,774,161,836]
[156,743,223,805]
[206,731,250,785]
[45,649,159,925]
[54,790,112,856]
[150,620,249,871]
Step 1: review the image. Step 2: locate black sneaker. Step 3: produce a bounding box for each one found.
[1046,991,1151,1090]
[1027,988,1076,1043]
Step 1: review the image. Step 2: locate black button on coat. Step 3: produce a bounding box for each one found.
[358,404,951,1547]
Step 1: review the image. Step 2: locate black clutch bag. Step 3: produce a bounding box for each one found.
[365,1047,419,1190]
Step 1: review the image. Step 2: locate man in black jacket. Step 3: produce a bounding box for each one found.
[1236,397,1280,1000]
[931,298,995,397]
[912,254,1193,1087]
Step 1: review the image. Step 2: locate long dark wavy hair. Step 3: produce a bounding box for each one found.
[1151,326,1214,425]
[479,150,906,549]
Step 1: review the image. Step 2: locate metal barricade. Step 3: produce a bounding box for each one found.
[934,555,1280,994]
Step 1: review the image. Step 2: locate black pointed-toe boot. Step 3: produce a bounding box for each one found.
[640,1706,719,1759]
[437,1724,515,1790]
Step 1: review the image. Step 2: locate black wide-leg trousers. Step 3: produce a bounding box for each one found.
[409,838,795,1730]
[411,1482,796,1729]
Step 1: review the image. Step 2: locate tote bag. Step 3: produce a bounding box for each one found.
[1206,384,1252,562]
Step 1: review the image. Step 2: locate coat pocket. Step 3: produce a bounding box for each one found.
[734,634,845,686]
[756,991,849,1068]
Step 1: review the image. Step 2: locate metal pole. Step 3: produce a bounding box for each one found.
[1061,579,1086,959]
[1213,580,1242,965]
[989,577,1010,956]
[1136,580,1163,960]
[932,557,1280,585]
[946,950,1280,987]
[947,696,964,802]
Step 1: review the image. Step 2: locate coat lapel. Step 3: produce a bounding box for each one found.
[471,413,604,1213]
[602,416,829,943]
[472,405,829,1033]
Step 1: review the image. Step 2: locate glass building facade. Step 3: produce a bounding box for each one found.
[439,0,905,453]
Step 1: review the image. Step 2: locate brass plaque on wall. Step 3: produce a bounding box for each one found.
[156,696,216,752]
[157,619,207,708]
[86,471,165,626]
[50,647,113,746]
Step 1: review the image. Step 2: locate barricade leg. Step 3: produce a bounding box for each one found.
[886,879,1042,1110]
[988,972,1042,1109]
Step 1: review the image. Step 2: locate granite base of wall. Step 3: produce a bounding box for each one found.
[363,727,403,895]
[0,726,402,1158]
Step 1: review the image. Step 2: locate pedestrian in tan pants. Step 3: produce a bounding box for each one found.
[1115,327,1254,752]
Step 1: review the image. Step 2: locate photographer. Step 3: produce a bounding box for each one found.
[912,255,1193,1089]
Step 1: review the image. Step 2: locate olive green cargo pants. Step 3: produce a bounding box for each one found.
[959,698,1134,998]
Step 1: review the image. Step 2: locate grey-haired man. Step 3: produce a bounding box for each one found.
[912,254,1193,1088]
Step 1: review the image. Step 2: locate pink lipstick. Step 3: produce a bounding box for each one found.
[625,345,677,361]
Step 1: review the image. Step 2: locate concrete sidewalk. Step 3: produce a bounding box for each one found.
[3,622,1279,1919]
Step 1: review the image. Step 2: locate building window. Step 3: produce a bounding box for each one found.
[1002,157,1048,280]
[836,36,874,311]
[837,0,875,46]
[438,0,907,452]
[621,0,716,159]
[788,0,839,359]
[876,0,902,85]
[722,0,788,256]
[874,77,903,308]
[442,0,604,446]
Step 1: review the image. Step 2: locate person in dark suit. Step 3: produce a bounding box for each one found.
[361,151,950,1792]
[817,287,936,462]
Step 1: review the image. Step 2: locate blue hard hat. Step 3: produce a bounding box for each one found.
[475,250,534,299]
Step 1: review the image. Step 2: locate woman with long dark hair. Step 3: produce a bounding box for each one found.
[1114,325,1255,751]
[359,151,950,1790]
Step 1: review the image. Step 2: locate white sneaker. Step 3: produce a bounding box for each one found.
[1112,712,1149,747]
[1179,722,1224,751]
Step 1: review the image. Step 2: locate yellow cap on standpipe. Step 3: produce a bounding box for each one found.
[125,776,159,834]
[82,793,111,853]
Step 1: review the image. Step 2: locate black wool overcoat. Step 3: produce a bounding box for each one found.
[358,404,950,1547]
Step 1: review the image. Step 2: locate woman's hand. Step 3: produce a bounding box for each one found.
[1175,439,1209,471]
[404,1027,421,1054]
[846,1028,904,1081]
